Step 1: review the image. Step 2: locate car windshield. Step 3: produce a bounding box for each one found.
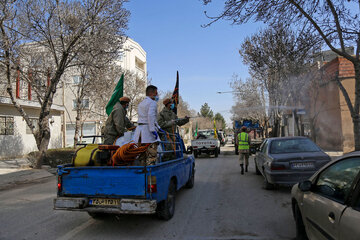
[269,138,320,154]
[197,130,215,139]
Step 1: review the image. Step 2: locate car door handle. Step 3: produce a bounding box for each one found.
[328,212,335,224]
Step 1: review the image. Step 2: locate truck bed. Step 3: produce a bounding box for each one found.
[58,165,147,198]
[54,133,195,219]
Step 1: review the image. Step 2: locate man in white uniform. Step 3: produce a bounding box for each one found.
[133,85,160,164]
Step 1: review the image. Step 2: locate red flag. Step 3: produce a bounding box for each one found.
[171,71,179,114]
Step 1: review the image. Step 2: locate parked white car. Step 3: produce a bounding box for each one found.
[291,151,360,240]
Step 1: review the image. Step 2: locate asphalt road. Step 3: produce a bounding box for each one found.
[0,144,295,240]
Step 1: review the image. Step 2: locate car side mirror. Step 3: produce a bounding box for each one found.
[298,180,312,192]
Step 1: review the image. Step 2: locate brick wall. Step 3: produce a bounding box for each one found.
[309,57,355,152]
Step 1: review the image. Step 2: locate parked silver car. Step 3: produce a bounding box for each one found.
[255,137,331,189]
[291,151,360,240]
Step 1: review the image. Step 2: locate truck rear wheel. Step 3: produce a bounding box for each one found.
[88,212,109,219]
[156,181,176,220]
[185,164,195,189]
[194,150,198,158]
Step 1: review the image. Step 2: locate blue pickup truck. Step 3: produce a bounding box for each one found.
[53,133,195,220]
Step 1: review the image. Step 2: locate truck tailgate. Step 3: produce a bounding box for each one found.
[59,166,146,198]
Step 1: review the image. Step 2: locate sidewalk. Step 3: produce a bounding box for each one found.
[0,158,55,191]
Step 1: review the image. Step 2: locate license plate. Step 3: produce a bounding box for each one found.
[89,198,121,206]
[291,162,314,169]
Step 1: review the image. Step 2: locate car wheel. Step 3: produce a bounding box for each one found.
[156,181,176,220]
[255,162,261,175]
[185,164,195,188]
[263,173,275,190]
[294,203,308,240]
[215,148,219,157]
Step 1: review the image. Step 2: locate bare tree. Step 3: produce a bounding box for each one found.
[203,0,360,149]
[66,33,126,147]
[123,69,147,121]
[195,117,213,130]
[230,75,268,135]
[0,0,129,168]
[239,25,319,136]
[159,92,193,119]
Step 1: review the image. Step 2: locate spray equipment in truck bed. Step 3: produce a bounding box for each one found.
[73,144,119,167]
[110,142,150,166]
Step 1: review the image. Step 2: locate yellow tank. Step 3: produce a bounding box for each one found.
[73,144,101,167]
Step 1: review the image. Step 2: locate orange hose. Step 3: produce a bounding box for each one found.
[111,142,150,166]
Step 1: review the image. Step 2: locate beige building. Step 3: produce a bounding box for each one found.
[63,37,147,146]
[0,37,147,157]
[0,90,65,158]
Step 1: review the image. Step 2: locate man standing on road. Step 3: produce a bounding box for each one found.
[133,85,160,165]
[158,98,189,134]
[238,126,251,175]
[103,96,134,145]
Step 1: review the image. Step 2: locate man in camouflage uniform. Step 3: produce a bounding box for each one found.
[103,96,134,145]
[158,98,189,134]
[158,98,189,160]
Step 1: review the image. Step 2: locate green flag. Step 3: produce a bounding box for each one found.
[194,122,198,138]
[105,74,124,116]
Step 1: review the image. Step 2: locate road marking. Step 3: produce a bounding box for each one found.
[56,218,95,240]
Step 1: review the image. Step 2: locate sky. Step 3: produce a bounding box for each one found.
[124,0,264,126]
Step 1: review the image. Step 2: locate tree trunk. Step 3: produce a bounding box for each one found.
[74,113,81,148]
[34,116,51,169]
[73,97,82,147]
[272,116,281,137]
[353,116,360,150]
[294,111,301,136]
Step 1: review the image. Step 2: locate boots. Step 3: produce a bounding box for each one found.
[240,164,244,175]
[245,165,248,172]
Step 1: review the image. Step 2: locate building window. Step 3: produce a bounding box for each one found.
[73,99,89,109]
[73,75,81,84]
[26,118,39,134]
[135,57,145,72]
[0,116,14,135]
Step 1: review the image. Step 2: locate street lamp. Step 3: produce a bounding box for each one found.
[216,91,240,94]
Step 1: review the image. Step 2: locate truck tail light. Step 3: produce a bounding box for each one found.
[193,146,198,149]
[148,184,157,193]
[57,176,62,192]
[147,175,157,193]
[210,145,215,148]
